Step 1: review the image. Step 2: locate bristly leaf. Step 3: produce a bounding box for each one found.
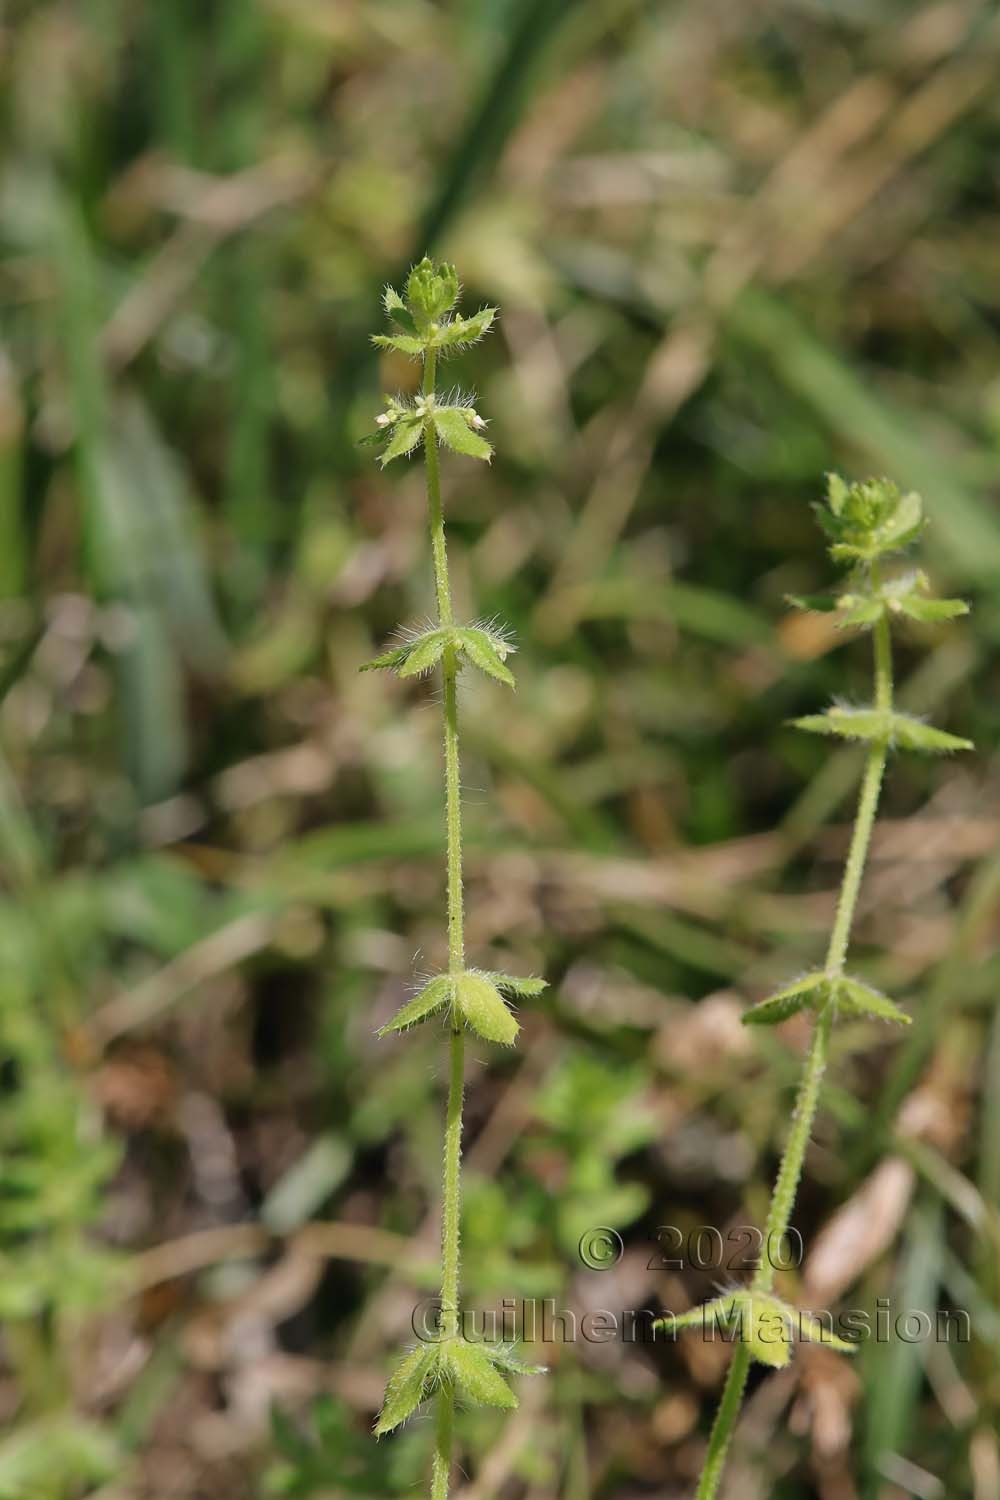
[442,1341,518,1410]
[454,972,519,1045]
[457,627,514,686]
[362,624,515,683]
[360,643,414,673]
[378,976,453,1036]
[374,1344,440,1434]
[742,971,830,1026]
[794,1308,857,1353]
[486,972,547,1000]
[744,970,910,1027]
[886,712,972,754]
[435,307,497,351]
[655,1293,740,1335]
[792,706,892,743]
[397,630,449,678]
[894,594,968,623]
[360,627,449,678]
[836,976,910,1024]
[379,412,426,465]
[372,333,425,356]
[836,596,884,628]
[383,285,418,334]
[656,1291,856,1367]
[484,1343,547,1376]
[432,408,493,462]
[788,569,968,634]
[792,704,972,751]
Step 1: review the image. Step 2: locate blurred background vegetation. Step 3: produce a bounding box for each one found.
[1,0,999,1496]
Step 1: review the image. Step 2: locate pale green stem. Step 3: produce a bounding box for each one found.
[695,572,893,1500]
[423,345,465,1500]
[430,1380,455,1500]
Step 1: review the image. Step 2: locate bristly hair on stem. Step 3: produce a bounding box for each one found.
[364,258,546,1497]
[669,475,972,1499]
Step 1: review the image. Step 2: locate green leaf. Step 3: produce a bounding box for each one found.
[835,976,910,1025]
[455,972,519,1045]
[378,976,453,1036]
[436,307,497,349]
[655,1294,740,1335]
[658,1292,856,1367]
[372,333,425,356]
[792,706,892,743]
[826,472,849,516]
[374,1344,440,1434]
[457,628,514,686]
[442,1340,517,1409]
[837,596,884,628]
[743,970,831,1026]
[485,1343,547,1376]
[383,285,418,334]
[432,408,493,462]
[786,592,839,613]
[360,644,412,673]
[793,706,972,753]
[486,972,547,999]
[744,1295,792,1369]
[878,487,925,553]
[895,595,968,623]
[379,413,426,465]
[795,1309,858,1353]
[397,630,448,678]
[886,713,973,754]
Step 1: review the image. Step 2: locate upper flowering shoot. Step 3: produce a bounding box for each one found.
[370,391,493,467]
[368,258,496,469]
[371,256,497,360]
[790,474,970,643]
[815,474,925,566]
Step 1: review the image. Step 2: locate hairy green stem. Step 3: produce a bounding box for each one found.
[694,1342,751,1500]
[430,1384,455,1500]
[424,344,466,1499]
[695,579,893,1499]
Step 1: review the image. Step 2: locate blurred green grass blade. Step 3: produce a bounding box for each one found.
[467,722,618,851]
[260,1135,352,1234]
[114,601,188,803]
[223,241,277,565]
[729,289,1000,583]
[50,187,194,798]
[981,1007,1000,1224]
[151,0,197,159]
[857,841,1000,1174]
[414,0,576,255]
[113,396,227,672]
[0,749,46,889]
[0,359,26,598]
[863,1199,943,1481]
[541,575,773,648]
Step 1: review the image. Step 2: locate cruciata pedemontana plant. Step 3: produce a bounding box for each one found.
[659,476,972,1499]
[363,259,545,1498]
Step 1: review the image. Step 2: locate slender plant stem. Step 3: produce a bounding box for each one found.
[695,1340,750,1500]
[423,344,466,1500]
[431,1371,455,1500]
[439,1026,465,1349]
[695,575,893,1499]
